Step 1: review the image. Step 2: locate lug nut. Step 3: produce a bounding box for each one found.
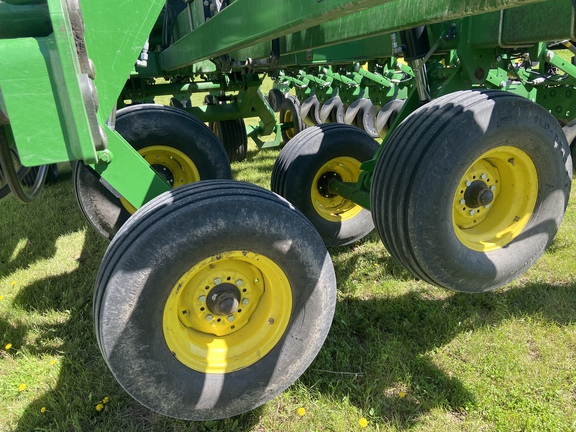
[235,279,243,287]
[228,315,235,322]
[199,296,206,303]
[242,298,249,305]
[205,315,213,322]
[465,180,472,186]
[469,210,475,216]
[214,277,222,285]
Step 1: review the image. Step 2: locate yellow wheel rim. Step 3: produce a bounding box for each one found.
[452,146,538,252]
[120,145,200,214]
[311,156,364,222]
[163,251,292,373]
[283,110,296,140]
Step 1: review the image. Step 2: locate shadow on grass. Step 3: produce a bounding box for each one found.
[298,279,576,429]
[8,192,263,432]
[0,171,85,279]
[4,175,575,430]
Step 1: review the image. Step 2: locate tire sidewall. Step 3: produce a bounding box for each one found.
[116,104,231,179]
[99,191,335,419]
[408,98,571,291]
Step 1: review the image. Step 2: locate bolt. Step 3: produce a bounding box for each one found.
[490,185,496,191]
[235,279,243,287]
[214,277,222,285]
[469,210,475,216]
[481,173,487,180]
[546,51,555,62]
[267,318,275,325]
[465,180,472,186]
[242,298,249,305]
[228,315,235,322]
[205,315,213,322]
[199,295,206,303]
[485,204,491,209]
[460,199,466,205]
[254,278,260,283]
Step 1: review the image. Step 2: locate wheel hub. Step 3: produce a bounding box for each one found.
[464,180,494,208]
[206,283,241,315]
[150,163,175,186]
[317,171,342,198]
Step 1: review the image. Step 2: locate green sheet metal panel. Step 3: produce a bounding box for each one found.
[469,1,575,48]
[161,0,547,72]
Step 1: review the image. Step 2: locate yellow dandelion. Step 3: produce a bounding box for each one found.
[5,343,12,350]
[0,295,4,300]
[297,407,306,416]
[359,417,368,428]
[102,396,110,404]
[40,407,46,413]
[49,359,57,366]
[18,383,27,391]
[95,403,104,412]
[11,281,16,286]
[399,391,406,398]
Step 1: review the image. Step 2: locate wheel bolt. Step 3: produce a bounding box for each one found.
[254,278,259,283]
[214,277,222,285]
[242,298,249,305]
[228,315,235,322]
[235,279,243,287]
[481,173,487,180]
[465,180,472,186]
[490,185,496,191]
[460,199,466,205]
[205,315,213,322]
[199,296,206,303]
[469,210,475,216]
[485,204,491,209]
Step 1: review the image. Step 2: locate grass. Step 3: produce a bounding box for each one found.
[1,138,576,431]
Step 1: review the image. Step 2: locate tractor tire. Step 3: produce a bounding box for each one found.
[279,96,304,144]
[93,180,336,420]
[271,123,378,246]
[75,104,231,240]
[371,90,572,292]
[210,119,248,162]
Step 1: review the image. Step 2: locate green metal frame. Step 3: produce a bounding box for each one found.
[1,0,571,212]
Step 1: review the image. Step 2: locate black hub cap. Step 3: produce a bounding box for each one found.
[151,164,175,187]
[207,283,241,315]
[464,180,494,208]
[317,171,342,199]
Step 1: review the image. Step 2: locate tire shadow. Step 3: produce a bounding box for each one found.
[299,279,576,429]
[10,207,263,432]
[0,170,84,279]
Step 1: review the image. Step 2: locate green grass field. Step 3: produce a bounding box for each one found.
[1,139,575,431]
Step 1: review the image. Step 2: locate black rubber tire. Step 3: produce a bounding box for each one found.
[371,90,572,292]
[209,118,248,162]
[75,104,232,240]
[279,96,304,144]
[21,164,59,187]
[267,88,286,112]
[562,118,576,177]
[0,148,31,200]
[271,123,378,246]
[93,180,336,420]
